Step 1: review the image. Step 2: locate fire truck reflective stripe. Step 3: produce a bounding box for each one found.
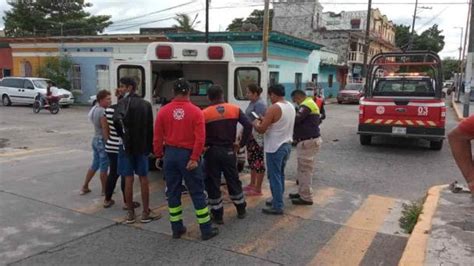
[427,121,436,126]
[384,120,393,125]
[365,119,374,124]
[416,120,425,126]
[394,120,404,125]
[360,101,396,106]
[374,119,383,124]
[407,102,445,107]
[405,120,414,126]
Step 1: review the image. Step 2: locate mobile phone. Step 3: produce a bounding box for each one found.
[251,111,261,120]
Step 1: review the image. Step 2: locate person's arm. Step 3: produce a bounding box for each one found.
[191,111,206,162]
[100,116,110,141]
[320,103,326,120]
[113,99,126,138]
[254,104,279,134]
[295,105,311,124]
[448,126,474,189]
[146,103,154,155]
[153,110,165,158]
[238,109,252,147]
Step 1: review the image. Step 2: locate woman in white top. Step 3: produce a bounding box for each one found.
[253,84,295,215]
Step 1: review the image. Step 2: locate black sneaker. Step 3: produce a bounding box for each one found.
[172,226,187,239]
[237,208,246,219]
[289,193,300,199]
[201,227,219,241]
[125,210,136,224]
[262,207,283,215]
[265,198,272,207]
[291,198,313,205]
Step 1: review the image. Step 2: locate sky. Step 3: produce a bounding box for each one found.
[0,0,470,59]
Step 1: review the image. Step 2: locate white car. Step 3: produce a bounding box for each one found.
[88,95,97,106]
[0,77,75,107]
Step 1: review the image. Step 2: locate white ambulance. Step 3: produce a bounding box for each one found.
[110,42,268,111]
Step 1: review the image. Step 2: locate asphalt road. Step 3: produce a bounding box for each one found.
[0,102,462,265]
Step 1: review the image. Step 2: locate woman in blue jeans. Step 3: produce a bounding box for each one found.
[253,84,296,214]
[80,90,112,195]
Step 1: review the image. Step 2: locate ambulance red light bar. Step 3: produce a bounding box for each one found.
[208,46,224,60]
[156,45,172,59]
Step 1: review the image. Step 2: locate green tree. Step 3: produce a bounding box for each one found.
[173,13,199,32]
[442,57,460,80]
[395,24,445,53]
[3,0,112,37]
[38,56,73,90]
[226,9,273,31]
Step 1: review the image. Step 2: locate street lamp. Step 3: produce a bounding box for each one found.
[454,26,464,102]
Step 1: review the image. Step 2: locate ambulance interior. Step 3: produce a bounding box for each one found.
[151,62,229,108]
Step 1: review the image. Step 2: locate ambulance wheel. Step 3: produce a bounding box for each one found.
[360,135,372,146]
[430,140,443,151]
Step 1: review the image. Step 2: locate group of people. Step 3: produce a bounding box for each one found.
[80,77,324,241]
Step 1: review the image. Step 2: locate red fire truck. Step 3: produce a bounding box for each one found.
[358,51,446,150]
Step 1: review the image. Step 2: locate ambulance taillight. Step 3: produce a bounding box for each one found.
[208,46,224,60]
[156,45,173,59]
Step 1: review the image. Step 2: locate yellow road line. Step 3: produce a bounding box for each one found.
[309,195,396,266]
[0,147,54,158]
[236,187,338,256]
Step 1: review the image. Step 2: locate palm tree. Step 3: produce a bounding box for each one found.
[173,13,200,32]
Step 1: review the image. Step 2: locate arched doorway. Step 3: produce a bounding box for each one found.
[20,60,32,77]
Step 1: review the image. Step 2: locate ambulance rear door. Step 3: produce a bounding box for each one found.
[229,62,268,111]
[110,59,152,105]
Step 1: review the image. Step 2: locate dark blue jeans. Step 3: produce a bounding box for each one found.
[266,143,291,211]
[163,146,212,235]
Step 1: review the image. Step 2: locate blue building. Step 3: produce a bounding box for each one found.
[167,31,335,99]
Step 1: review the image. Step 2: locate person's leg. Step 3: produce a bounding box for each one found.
[164,147,185,235]
[448,128,474,193]
[82,138,98,194]
[253,142,266,192]
[204,147,224,222]
[134,153,154,219]
[97,139,109,195]
[220,147,246,217]
[296,139,321,203]
[182,149,215,238]
[280,143,291,197]
[246,141,256,188]
[265,148,285,212]
[117,145,135,222]
[104,152,119,203]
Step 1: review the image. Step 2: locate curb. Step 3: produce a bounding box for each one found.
[451,96,464,122]
[398,185,447,266]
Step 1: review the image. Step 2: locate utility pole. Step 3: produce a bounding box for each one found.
[463,0,473,117]
[455,26,464,102]
[407,0,419,50]
[205,0,209,43]
[362,0,372,83]
[262,0,270,62]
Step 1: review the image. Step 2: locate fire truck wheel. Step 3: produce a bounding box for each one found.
[360,135,372,146]
[429,140,443,151]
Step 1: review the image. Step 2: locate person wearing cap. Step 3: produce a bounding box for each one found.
[202,85,252,224]
[153,78,219,241]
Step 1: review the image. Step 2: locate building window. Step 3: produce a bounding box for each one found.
[351,19,361,29]
[96,65,109,91]
[269,71,279,86]
[295,73,302,90]
[20,60,32,77]
[71,64,82,91]
[311,73,318,83]
[328,74,334,88]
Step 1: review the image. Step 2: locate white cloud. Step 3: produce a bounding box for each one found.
[0,0,469,59]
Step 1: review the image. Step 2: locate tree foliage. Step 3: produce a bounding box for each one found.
[395,24,445,53]
[37,56,74,90]
[173,13,199,32]
[227,9,273,32]
[3,0,112,37]
[442,57,460,80]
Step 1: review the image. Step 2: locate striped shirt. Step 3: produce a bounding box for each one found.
[104,106,122,153]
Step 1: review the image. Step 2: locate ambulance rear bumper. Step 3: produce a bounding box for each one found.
[358,124,445,140]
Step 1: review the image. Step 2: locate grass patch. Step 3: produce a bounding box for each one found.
[399,199,424,234]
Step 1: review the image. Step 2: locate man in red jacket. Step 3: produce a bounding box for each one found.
[154,79,219,241]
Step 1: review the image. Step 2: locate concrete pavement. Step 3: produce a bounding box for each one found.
[0,103,462,265]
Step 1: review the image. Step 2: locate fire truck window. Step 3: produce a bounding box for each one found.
[374,80,434,97]
[234,68,261,100]
[118,65,145,98]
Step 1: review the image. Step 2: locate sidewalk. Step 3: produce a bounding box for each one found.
[452,93,474,120]
[400,186,474,265]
